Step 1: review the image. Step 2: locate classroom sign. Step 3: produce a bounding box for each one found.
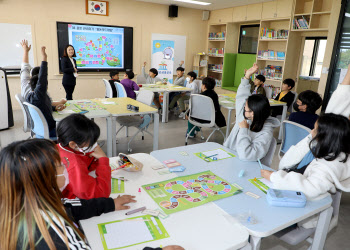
[143,171,241,215]
[151,40,174,84]
[68,24,124,69]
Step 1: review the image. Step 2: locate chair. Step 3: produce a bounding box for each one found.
[115,82,127,97]
[115,90,154,152]
[274,190,341,248]
[185,94,225,145]
[15,93,32,135]
[136,74,146,85]
[263,86,273,99]
[260,137,277,167]
[279,120,311,159]
[289,91,298,113]
[102,79,113,98]
[23,102,50,139]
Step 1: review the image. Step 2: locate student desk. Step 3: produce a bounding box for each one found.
[151,142,333,250]
[80,155,249,250]
[52,99,113,155]
[219,94,288,140]
[92,98,159,157]
[139,84,193,123]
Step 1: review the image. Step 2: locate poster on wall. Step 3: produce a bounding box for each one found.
[151,40,175,84]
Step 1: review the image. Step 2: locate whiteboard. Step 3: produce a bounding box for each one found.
[0,23,34,68]
[151,33,186,74]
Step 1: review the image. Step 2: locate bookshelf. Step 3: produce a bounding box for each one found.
[292,0,333,31]
[256,18,290,88]
[193,54,208,78]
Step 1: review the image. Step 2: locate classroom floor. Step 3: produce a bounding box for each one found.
[1,109,349,249]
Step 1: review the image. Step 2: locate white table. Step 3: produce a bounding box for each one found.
[80,154,249,250]
[151,142,333,250]
[219,95,288,140]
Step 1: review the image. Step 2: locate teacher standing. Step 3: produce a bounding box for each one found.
[61,45,78,100]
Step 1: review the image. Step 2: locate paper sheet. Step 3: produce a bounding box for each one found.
[57,110,77,115]
[104,220,153,249]
[202,149,232,160]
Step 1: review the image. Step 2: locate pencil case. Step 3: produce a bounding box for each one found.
[118,153,143,172]
[266,189,306,208]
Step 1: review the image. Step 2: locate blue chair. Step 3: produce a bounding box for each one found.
[115,82,127,97]
[279,120,311,159]
[23,102,56,140]
[102,79,113,98]
[15,93,32,135]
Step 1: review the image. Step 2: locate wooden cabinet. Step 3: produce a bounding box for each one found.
[276,0,293,18]
[262,1,277,19]
[209,8,233,24]
[246,3,262,21]
[232,5,247,22]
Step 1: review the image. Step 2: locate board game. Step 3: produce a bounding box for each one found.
[142,171,241,215]
[73,101,106,111]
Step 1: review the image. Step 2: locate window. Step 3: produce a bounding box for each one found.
[300,37,327,78]
[238,25,259,54]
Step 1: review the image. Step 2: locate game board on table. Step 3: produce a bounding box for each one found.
[72,100,106,111]
[142,171,241,215]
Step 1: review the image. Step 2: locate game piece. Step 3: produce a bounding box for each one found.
[169,166,186,172]
[166,162,181,168]
[238,169,245,178]
[179,151,189,156]
[138,188,141,193]
[158,169,171,175]
[142,171,240,215]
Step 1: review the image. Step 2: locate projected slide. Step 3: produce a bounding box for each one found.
[68,24,124,69]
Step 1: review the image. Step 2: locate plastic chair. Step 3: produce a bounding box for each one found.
[185,94,225,145]
[289,91,298,113]
[274,190,341,248]
[260,137,277,167]
[136,74,146,84]
[102,79,113,98]
[115,90,154,152]
[279,120,311,159]
[23,102,51,139]
[15,93,32,134]
[263,86,273,99]
[115,82,127,97]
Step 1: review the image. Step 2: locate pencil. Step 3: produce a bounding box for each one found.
[258,159,263,170]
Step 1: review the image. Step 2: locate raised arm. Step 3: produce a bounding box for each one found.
[142,61,148,79]
[236,63,258,123]
[20,40,32,98]
[33,47,48,98]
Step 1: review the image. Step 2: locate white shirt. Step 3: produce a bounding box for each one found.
[69,57,78,78]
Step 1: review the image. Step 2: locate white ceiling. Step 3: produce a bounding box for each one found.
[135,0,274,11]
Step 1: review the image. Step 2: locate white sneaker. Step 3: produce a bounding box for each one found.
[179,112,185,118]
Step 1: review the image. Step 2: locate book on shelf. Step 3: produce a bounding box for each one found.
[208,63,223,71]
[260,28,289,40]
[208,31,226,40]
[199,59,208,67]
[264,84,281,99]
[208,48,225,56]
[257,50,285,60]
[257,65,283,80]
[293,16,310,29]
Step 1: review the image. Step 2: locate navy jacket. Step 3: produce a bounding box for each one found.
[61,56,77,86]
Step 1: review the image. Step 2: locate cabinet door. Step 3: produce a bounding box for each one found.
[246,3,262,21]
[262,1,277,19]
[232,5,247,22]
[276,0,293,18]
[209,8,233,24]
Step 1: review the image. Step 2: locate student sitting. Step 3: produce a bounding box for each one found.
[0,138,182,250]
[224,63,280,161]
[26,46,66,138]
[109,70,120,97]
[57,114,111,200]
[169,64,185,110]
[170,71,200,119]
[271,78,296,117]
[142,61,162,110]
[120,71,139,99]
[289,90,323,129]
[250,74,266,96]
[186,77,226,138]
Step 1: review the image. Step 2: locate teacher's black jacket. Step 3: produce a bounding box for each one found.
[61,56,77,86]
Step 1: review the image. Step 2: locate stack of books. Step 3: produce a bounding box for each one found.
[208,48,225,56]
[293,16,310,29]
[258,65,283,80]
[208,64,223,72]
[260,28,289,39]
[258,50,285,60]
[208,32,226,40]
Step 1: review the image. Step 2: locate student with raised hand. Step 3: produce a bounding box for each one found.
[0,138,139,249]
[223,63,280,161]
[20,39,40,100]
[289,90,323,129]
[142,61,163,110]
[61,44,78,100]
[57,114,111,200]
[26,46,66,138]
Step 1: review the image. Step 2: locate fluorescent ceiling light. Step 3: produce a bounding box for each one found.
[174,0,211,6]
